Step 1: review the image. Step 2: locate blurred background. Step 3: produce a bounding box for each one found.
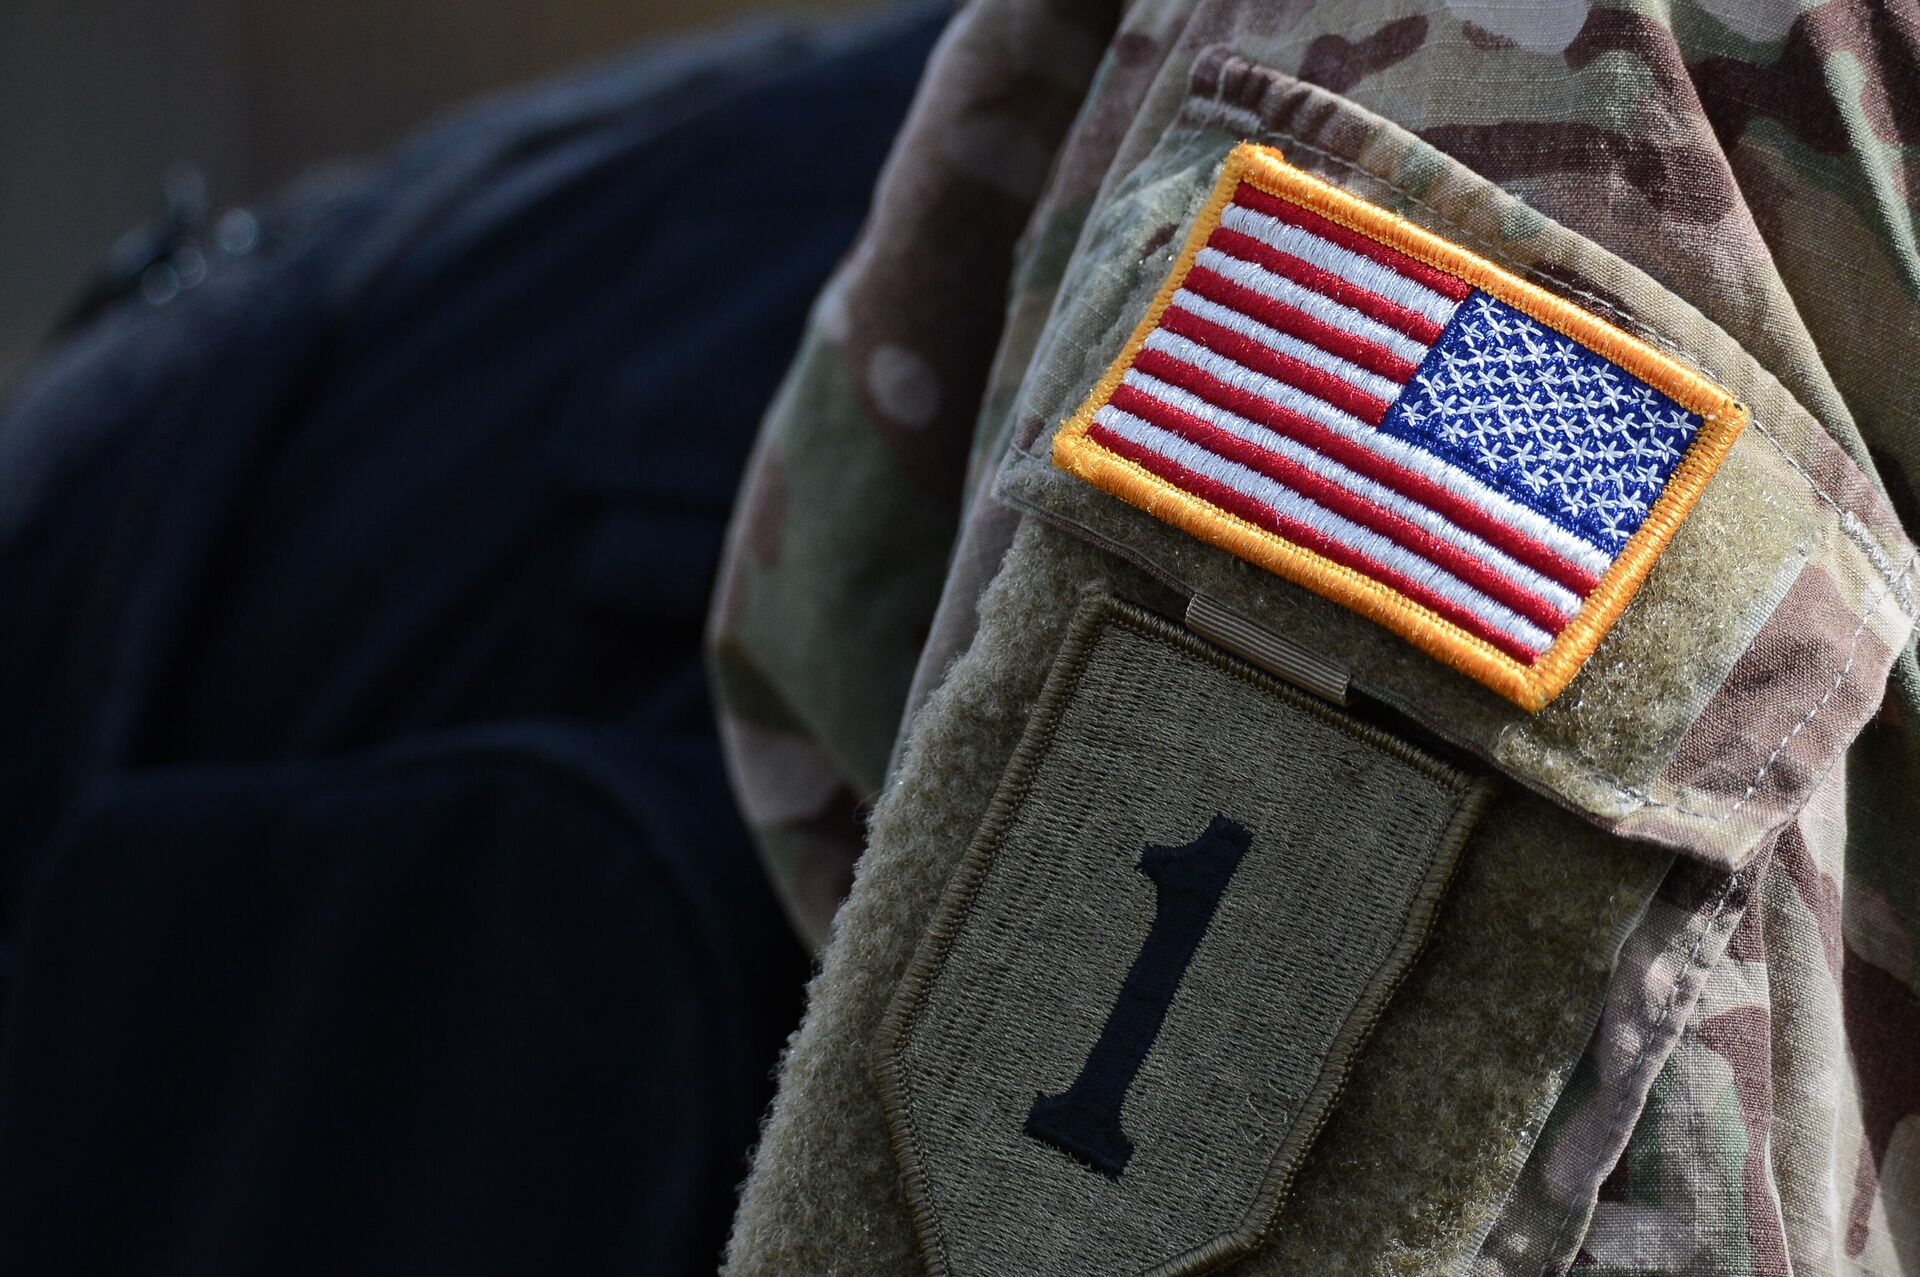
[0,3,943,1273]
[0,0,873,378]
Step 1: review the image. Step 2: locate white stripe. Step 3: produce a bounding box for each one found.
[1220,203,1461,326]
[1095,407,1555,654]
[1123,370,1584,619]
[1168,290,1407,402]
[1140,331,1615,576]
[1144,329,1376,434]
[1194,248,1434,367]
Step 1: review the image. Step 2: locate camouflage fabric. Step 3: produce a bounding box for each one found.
[707,0,1115,944]
[710,1,1920,1272]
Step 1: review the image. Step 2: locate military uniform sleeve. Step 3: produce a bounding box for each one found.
[712,4,1920,1274]
[705,0,1118,947]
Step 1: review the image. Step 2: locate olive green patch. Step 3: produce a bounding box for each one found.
[873,596,1494,1277]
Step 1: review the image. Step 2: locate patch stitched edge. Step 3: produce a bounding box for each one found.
[1052,142,1749,712]
[871,595,1496,1277]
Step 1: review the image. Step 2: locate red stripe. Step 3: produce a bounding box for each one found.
[1207,227,1445,344]
[1111,385,1572,632]
[1159,307,1392,426]
[1180,265,1418,383]
[1129,348,1601,596]
[1089,422,1541,664]
[1232,184,1474,301]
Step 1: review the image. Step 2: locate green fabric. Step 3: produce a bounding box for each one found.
[875,596,1489,1277]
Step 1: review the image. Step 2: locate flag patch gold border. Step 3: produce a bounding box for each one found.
[1053,142,1748,712]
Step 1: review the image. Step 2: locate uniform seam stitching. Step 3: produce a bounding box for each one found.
[1536,871,1744,1273]
[1615,544,1918,819]
[1259,127,1919,825]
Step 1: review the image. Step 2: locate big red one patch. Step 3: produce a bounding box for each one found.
[874,597,1490,1277]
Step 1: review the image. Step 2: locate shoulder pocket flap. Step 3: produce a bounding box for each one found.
[994,56,1916,871]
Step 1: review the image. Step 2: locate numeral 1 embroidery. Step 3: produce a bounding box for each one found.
[1026,814,1253,1178]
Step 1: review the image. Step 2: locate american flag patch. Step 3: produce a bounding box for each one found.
[1055,143,1747,711]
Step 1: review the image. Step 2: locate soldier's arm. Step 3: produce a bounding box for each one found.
[712,5,1920,1274]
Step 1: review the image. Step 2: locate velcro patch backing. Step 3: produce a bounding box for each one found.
[1053,142,1747,711]
[873,595,1493,1277]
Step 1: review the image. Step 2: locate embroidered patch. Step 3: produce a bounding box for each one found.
[873,596,1491,1277]
[1053,142,1748,711]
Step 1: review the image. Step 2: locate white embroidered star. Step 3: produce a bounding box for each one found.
[1384,295,1705,551]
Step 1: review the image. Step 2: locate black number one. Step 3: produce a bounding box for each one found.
[1026,813,1253,1179]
